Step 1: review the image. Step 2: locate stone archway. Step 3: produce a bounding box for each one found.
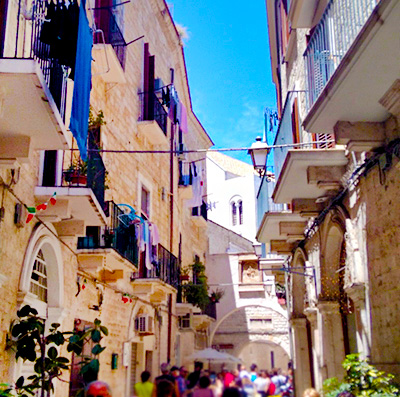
[211,305,290,371]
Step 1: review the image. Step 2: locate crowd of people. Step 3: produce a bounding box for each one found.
[83,368,357,397]
[133,362,293,397]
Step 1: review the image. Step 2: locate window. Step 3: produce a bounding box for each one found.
[232,202,237,226]
[141,186,150,219]
[29,249,48,302]
[230,197,243,226]
[179,314,191,329]
[238,200,243,225]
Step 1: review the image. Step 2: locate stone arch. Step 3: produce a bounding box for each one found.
[291,248,308,316]
[236,339,290,371]
[210,301,287,343]
[211,304,290,365]
[19,223,64,321]
[319,206,347,300]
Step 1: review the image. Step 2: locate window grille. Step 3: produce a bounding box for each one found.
[232,202,237,226]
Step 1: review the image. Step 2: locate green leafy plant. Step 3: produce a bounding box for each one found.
[323,354,399,397]
[88,107,106,129]
[182,259,210,310]
[5,305,108,397]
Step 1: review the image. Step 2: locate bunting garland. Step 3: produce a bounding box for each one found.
[26,192,57,223]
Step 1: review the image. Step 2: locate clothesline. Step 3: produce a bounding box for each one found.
[69,140,336,154]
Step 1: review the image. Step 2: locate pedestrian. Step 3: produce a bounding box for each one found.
[241,377,256,397]
[238,365,250,380]
[135,371,154,397]
[249,364,258,383]
[193,375,214,397]
[156,380,176,397]
[154,363,180,397]
[222,388,242,397]
[302,388,320,397]
[221,367,235,389]
[187,362,204,390]
[176,366,188,397]
[85,381,112,397]
[253,370,271,397]
[271,369,286,395]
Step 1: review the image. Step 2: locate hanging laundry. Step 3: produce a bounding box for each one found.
[186,162,203,208]
[162,86,171,107]
[179,101,188,134]
[149,222,160,246]
[180,161,191,186]
[69,0,92,161]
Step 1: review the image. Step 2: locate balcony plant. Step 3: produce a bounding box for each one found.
[179,267,190,281]
[182,259,209,311]
[64,159,88,185]
[209,288,225,303]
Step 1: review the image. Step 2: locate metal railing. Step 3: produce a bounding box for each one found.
[273,92,335,183]
[62,149,106,211]
[93,6,126,69]
[304,0,378,109]
[2,0,68,119]
[138,91,168,135]
[144,244,180,289]
[77,201,138,266]
[257,172,289,225]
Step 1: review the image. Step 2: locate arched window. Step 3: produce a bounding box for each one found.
[238,200,243,225]
[29,249,48,303]
[232,202,237,226]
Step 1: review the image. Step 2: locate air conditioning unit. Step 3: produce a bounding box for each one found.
[135,315,153,334]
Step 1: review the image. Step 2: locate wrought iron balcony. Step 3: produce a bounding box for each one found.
[138,244,180,290]
[62,148,106,211]
[257,171,289,227]
[77,201,138,266]
[93,6,127,70]
[273,92,334,185]
[138,91,168,136]
[304,0,378,110]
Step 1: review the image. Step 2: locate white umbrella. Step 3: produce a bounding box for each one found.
[187,348,241,363]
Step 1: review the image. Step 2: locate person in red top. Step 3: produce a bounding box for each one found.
[221,367,235,389]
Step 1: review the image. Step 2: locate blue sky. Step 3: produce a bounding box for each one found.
[169,1,277,163]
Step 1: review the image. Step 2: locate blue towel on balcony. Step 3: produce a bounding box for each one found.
[69,0,92,161]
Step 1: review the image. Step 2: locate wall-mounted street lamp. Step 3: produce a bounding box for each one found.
[248,136,270,177]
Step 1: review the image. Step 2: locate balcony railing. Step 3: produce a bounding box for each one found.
[273,92,334,183]
[2,0,68,119]
[257,172,289,225]
[142,244,180,289]
[77,201,138,266]
[304,0,378,109]
[62,148,106,211]
[138,91,168,135]
[93,6,127,69]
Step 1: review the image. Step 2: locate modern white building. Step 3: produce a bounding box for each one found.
[205,152,290,371]
[206,152,260,243]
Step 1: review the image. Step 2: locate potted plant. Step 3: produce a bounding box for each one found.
[209,288,225,303]
[64,159,88,185]
[182,259,209,310]
[179,267,190,281]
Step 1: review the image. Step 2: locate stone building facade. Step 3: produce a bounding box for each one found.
[259,0,400,395]
[0,0,212,395]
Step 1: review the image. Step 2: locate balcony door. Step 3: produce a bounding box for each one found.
[41,150,63,187]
